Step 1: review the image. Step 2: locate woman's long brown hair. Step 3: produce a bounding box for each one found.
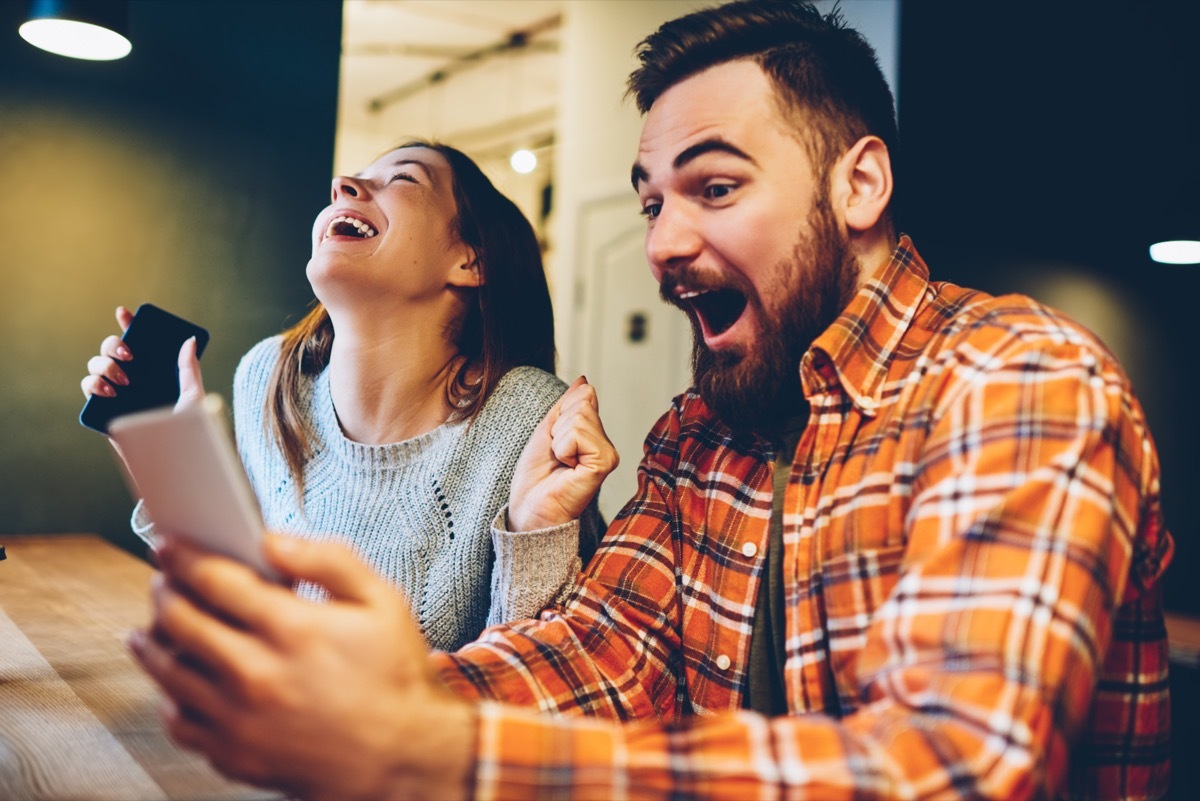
[263,141,555,495]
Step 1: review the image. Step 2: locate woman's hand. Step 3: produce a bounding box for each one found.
[507,376,619,531]
[80,306,206,411]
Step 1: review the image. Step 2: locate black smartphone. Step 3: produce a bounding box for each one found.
[79,303,210,434]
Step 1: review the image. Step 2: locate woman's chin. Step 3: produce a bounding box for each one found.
[306,257,356,293]
[306,264,361,309]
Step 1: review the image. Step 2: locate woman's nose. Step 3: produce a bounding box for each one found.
[330,176,365,203]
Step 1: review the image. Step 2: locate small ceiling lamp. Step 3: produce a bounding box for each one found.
[510,149,538,175]
[1149,240,1200,265]
[19,0,131,61]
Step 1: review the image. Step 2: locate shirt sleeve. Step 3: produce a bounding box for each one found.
[443,335,1171,799]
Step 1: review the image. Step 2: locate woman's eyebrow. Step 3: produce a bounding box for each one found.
[357,159,436,183]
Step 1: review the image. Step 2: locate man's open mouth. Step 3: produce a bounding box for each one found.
[324,215,378,240]
[677,287,748,338]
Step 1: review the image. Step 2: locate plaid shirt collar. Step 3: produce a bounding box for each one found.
[803,235,929,417]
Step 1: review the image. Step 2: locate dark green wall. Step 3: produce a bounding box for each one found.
[0,0,342,558]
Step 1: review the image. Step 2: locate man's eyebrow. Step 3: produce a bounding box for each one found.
[631,162,649,191]
[631,138,756,191]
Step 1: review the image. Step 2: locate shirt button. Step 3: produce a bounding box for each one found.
[715,654,731,671]
[860,398,877,412]
[741,541,758,558]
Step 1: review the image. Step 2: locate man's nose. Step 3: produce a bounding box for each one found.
[330,176,366,203]
[645,203,702,274]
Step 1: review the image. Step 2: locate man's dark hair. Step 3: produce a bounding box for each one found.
[628,0,897,205]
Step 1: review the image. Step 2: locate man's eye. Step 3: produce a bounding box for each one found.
[703,184,734,200]
[639,202,662,220]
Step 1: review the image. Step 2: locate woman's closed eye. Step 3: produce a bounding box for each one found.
[389,172,419,185]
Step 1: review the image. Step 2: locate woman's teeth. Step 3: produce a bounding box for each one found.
[325,215,377,239]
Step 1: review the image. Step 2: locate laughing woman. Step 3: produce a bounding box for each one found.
[83,141,607,651]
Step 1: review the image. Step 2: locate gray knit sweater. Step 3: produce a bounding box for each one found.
[134,335,601,652]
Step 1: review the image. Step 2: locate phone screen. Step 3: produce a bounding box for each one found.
[79,304,210,434]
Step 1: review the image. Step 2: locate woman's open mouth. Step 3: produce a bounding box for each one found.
[323,214,378,241]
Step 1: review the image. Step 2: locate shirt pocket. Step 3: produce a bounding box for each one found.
[820,544,906,713]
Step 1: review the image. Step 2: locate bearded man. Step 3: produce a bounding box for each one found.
[133,2,1172,799]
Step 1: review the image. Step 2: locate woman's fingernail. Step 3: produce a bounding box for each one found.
[102,383,118,396]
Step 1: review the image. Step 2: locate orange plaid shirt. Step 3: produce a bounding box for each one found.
[434,237,1173,800]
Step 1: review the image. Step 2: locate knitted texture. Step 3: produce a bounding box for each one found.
[135,335,599,652]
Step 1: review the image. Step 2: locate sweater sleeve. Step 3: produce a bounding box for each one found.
[129,498,157,547]
[488,508,581,624]
[480,366,592,627]
[486,495,608,625]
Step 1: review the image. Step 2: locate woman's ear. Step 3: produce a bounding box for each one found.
[447,249,484,288]
[832,135,892,234]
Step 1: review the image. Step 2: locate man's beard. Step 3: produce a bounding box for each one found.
[682,200,860,436]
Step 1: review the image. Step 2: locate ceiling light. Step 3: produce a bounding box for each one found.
[510,149,537,175]
[1149,240,1200,265]
[19,0,131,61]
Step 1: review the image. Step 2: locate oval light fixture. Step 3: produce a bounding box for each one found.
[1149,240,1200,265]
[510,149,538,175]
[19,0,131,61]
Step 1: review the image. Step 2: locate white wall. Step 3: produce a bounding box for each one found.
[551,1,712,520]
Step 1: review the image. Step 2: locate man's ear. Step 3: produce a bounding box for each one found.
[446,248,483,288]
[832,135,892,234]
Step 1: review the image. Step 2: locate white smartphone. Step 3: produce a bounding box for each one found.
[108,394,281,581]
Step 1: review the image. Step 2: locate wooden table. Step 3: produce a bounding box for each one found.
[0,534,278,801]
